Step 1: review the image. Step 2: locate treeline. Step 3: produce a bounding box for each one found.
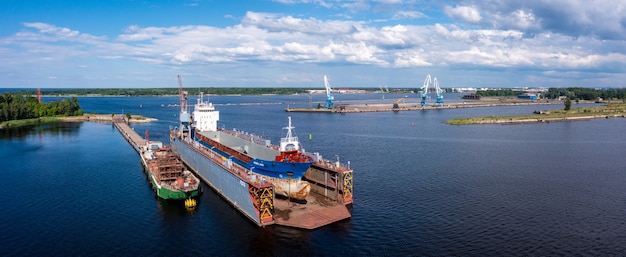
[14,87,311,96]
[542,87,626,101]
[476,89,521,97]
[0,93,83,122]
[477,88,626,101]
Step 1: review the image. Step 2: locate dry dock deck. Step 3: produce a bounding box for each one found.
[274,192,351,229]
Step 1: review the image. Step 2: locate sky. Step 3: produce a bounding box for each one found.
[1,0,625,89]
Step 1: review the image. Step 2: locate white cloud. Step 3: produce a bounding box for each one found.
[393,49,432,67]
[452,0,626,40]
[444,5,482,24]
[392,11,426,20]
[2,4,626,88]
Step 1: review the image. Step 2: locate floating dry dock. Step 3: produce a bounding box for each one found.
[113,116,353,229]
[171,132,354,229]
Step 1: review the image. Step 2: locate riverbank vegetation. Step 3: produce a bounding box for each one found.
[11,87,317,96]
[476,87,626,101]
[542,87,626,101]
[446,103,626,125]
[0,92,83,124]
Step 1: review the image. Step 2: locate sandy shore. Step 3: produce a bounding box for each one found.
[469,114,625,124]
[60,114,158,123]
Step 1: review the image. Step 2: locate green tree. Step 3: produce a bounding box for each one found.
[564,98,571,111]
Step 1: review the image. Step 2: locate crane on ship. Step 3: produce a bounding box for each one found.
[420,74,432,107]
[177,75,191,137]
[433,77,444,106]
[323,75,335,109]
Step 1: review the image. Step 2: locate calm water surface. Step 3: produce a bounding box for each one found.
[1,94,626,256]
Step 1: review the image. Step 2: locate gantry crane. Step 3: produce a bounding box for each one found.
[323,75,334,109]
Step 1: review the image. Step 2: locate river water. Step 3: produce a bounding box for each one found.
[1,94,626,256]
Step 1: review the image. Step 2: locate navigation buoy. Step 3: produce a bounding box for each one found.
[184,198,197,210]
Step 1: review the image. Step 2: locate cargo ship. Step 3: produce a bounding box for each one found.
[140,139,201,201]
[190,94,312,200]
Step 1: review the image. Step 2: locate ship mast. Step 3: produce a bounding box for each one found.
[280,117,300,152]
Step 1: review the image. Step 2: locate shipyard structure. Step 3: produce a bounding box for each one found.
[170,76,353,229]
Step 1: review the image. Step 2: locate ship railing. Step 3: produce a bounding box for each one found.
[189,137,272,188]
[313,158,352,172]
[280,136,299,143]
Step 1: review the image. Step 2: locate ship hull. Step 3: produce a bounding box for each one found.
[144,167,201,200]
[195,130,312,180]
[140,151,201,201]
[248,159,310,179]
[171,136,265,223]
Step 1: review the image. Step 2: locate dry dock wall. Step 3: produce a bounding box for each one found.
[171,137,263,226]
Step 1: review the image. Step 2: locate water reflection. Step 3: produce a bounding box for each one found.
[0,122,83,138]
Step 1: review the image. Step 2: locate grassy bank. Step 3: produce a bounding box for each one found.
[0,114,157,129]
[0,117,63,129]
[446,103,626,125]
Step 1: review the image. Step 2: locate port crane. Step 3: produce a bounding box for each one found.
[433,77,444,106]
[392,98,405,110]
[323,75,335,109]
[420,74,432,106]
[419,74,445,106]
[177,75,191,137]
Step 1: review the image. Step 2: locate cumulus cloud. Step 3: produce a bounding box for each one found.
[392,11,426,20]
[444,5,482,24]
[450,0,626,40]
[2,3,626,88]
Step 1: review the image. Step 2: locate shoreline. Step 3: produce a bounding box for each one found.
[446,103,626,125]
[61,114,158,123]
[457,114,625,125]
[0,114,157,130]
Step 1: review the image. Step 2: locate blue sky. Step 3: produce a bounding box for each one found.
[1,0,625,89]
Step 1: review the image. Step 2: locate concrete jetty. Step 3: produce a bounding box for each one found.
[113,119,145,153]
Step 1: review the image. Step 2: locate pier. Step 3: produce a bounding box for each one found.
[113,116,144,153]
[286,98,567,113]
